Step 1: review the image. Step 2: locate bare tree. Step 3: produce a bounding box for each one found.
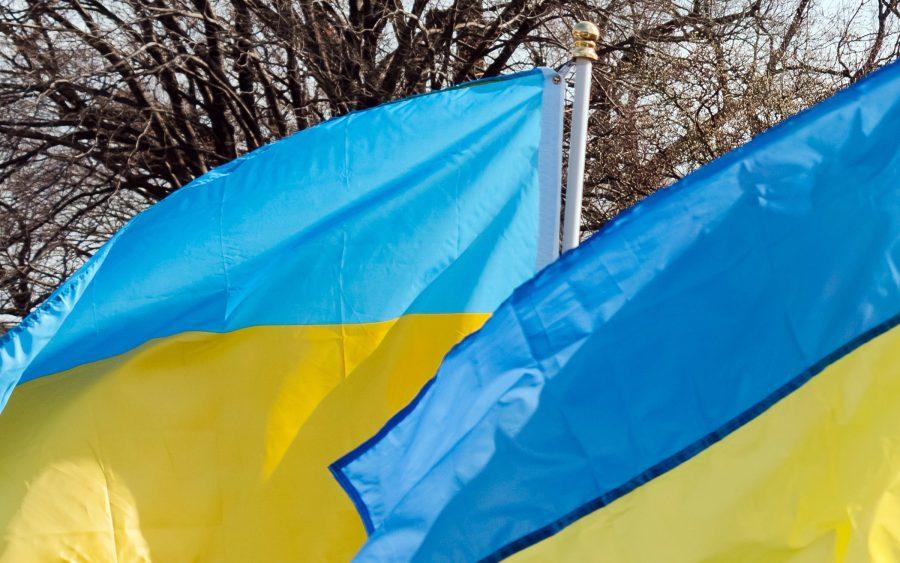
[576,0,900,230]
[0,0,898,332]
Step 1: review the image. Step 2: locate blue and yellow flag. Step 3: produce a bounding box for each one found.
[333,62,900,559]
[0,69,563,560]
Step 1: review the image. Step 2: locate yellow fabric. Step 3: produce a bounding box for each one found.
[0,313,487,562]
[512,326,900,562]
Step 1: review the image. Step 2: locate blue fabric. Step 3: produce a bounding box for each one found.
[333,61,900,561]
[0,68,563,405]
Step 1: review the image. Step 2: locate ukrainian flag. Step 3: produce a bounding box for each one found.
[334,62,900,559]
[0,69,563,560]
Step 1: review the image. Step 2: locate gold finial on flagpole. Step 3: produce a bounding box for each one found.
[571,21,599,61]
[561,21,598,253]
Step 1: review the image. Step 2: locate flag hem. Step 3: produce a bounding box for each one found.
[329,376,440,535]
[535,68,565,270]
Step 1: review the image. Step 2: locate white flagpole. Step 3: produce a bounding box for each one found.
[561,21,599,253]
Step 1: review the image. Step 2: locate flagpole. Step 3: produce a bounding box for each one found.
[561,21,599,252]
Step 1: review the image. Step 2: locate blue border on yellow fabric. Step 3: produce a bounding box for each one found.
[328,372,440,535]
[329,458,379,535]
[330,377,439,534]
[479,312,900,561]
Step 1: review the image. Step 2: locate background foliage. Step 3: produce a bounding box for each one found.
[1,0,898,330]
